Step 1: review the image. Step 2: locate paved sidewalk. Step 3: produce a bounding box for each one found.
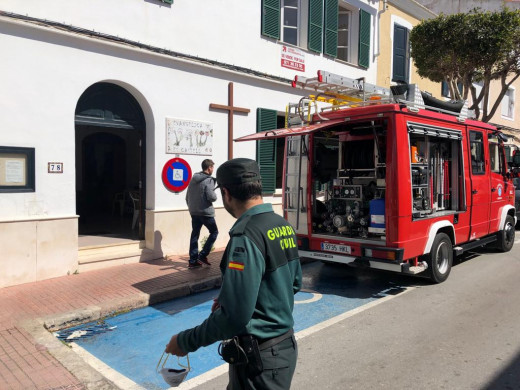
[0,250,224,390]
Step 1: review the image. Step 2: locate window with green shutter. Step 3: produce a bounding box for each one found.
[308,0,323,53]
[324,0,338,57]
[262,0,281,39]
[256,108,278,194]
[392,25,409,82]
[441,80,463,98]
[358,9,370,68]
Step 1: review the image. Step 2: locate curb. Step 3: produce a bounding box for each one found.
[43,275,222,332]
[22,318,119,390]
[20,275,223,390]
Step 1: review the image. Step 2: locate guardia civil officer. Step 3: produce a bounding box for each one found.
[165,158,302,390]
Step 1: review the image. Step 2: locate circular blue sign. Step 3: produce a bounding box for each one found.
[162,158,192,192]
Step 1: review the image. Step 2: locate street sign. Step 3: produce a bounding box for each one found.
[161,157,192,192]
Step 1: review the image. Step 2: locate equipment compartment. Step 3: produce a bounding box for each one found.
[408,122,465,218]
[309,120,387,240]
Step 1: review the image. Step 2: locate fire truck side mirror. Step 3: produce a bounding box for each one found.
[512,154,520,168]
[497,132,509,143]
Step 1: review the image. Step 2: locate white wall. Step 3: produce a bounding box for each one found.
[1,0,379,86]
[0,0,380,218]
[0,0,381,286]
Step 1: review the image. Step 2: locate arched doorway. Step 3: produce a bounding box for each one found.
[75,83,145,240]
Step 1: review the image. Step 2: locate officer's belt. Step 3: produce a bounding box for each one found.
[257,328,294,351]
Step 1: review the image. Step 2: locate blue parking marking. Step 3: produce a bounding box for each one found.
[61,280,405,389]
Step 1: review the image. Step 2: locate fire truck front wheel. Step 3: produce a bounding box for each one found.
[427,233,453,284]
[496,215,515,252]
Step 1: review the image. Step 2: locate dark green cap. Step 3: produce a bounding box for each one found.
[216,158,261,188]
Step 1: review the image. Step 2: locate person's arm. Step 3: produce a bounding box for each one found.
[205,179,218,203]
[174,235,265,353]
[292,258,303,295]
[165,334,187,356]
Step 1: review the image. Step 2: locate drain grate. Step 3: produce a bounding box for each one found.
[55,322,117,342]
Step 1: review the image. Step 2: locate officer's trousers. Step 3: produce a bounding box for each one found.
[227,335,297,390]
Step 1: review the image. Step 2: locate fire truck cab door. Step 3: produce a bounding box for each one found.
[468,129,491,239]
[284,135,309,235]
[488,132,507,233]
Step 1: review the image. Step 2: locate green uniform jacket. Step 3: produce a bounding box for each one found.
[178,203,302,353]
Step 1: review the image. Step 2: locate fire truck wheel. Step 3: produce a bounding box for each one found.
[428,233,453,284]
[496,215,515,252]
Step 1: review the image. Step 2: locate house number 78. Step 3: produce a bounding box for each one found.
[48,162,63,173]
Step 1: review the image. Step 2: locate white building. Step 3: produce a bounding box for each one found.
[0,0,384,288]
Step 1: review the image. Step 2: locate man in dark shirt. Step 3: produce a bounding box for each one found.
[185,159,219,268]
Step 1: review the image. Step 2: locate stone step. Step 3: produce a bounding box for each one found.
[78,241,159,272]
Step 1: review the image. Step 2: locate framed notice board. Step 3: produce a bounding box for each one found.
[0,146,35,192]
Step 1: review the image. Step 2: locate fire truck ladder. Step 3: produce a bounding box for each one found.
[285,102,305,127]
[284,135,308,231]
[289,70,393,124]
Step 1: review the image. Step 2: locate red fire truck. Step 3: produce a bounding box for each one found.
[237,70,516,283]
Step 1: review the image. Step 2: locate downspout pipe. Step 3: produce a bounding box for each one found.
[375,0,388,57]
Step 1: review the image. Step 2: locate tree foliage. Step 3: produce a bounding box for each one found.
[410,8,520,122]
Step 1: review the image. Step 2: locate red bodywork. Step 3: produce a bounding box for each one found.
[237,102,515,276]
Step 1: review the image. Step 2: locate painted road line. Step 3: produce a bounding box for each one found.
[178,363,228,389]
[294,291,323,304]
[176,286,413,390]
[295,286,414,339]
[72,343,145,390]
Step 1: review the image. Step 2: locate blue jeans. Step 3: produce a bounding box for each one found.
[189,215,218,263]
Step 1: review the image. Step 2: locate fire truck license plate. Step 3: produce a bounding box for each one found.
[321,243,351,254]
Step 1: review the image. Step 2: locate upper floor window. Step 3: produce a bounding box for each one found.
[282,0,300,45]
[501,87,515,119]
[261,0,371,69]
[392,24,409,82]
[473,82,485,111]
[441,80,462,98]
[337,8,352,62]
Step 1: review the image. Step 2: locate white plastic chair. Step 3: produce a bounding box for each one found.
[128,191,140,229]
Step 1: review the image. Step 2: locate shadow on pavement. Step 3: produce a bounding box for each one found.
[301,261,426,300]
[482,349,520,390]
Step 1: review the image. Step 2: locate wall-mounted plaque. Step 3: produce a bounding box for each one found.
[0,146,35,192]
[48,162,64,173]
[166,118,213,156]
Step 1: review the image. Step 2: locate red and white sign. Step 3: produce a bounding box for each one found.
[161,157,192,193]
[281,46,305,72]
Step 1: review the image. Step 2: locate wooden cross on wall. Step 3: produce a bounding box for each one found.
[209,82,250,160]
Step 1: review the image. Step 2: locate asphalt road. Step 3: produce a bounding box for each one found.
[193,244,520,390]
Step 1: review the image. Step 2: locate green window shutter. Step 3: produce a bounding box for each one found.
[256,108,277,194]
[262,0,281,39]
[308,0,324,53]
[324,0,338,57]
[358,9,371,68]
[392,25,409,82]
